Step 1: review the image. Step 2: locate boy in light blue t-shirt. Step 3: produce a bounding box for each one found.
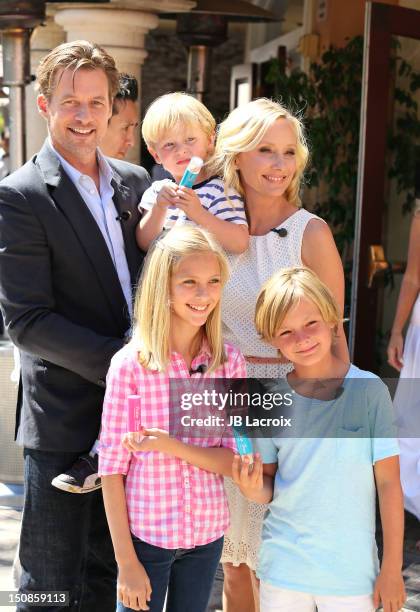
[233,267,406,612]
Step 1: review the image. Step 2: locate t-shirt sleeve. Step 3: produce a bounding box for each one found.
[254,437,278,464]
[368,378,400,463]
[199,181,248,226]
[98,351,138,476]
[138,182,158,212]
[138,179,174,212]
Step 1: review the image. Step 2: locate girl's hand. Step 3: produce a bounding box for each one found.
[373,567,406,612]
[232,453,263,498]
[174,186,205,223]
[387,331,404,371]
[117,560,152,611]
[122,431,144,450]
[123,428,176,455]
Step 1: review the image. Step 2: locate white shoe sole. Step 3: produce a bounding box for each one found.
[51,477,102,494]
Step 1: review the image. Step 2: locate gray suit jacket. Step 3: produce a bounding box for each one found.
[0,141,151,451]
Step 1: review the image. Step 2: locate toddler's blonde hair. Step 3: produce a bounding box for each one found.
[142,92,215,148]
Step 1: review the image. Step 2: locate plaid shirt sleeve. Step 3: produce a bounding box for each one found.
[221,344,247,452]
[98,348,138,476]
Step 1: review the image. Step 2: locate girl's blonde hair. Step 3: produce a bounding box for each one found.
[132,225,229,372]
[142,92,216,148]
[255,267,341,342]
[211,98,309,206]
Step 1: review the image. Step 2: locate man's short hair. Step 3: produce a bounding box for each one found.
[36,40,119,102]
[112,74,139,116]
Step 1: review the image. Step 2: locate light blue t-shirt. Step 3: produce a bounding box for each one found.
[254,364,400,596]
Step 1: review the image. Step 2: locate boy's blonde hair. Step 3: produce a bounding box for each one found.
[132,225,229,372]
[142,92,216,148]
[211,98,308,206]
[255,267,341,342]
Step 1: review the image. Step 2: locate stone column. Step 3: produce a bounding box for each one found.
[54,6,160,164]
[25,14,65,159]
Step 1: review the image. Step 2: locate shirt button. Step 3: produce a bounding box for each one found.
[185,505,190,512]
[89,189,95,195]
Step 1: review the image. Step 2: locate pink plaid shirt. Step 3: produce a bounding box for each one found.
[99,340,246,549]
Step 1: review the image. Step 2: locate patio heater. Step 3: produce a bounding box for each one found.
[0,1,46,171]
[162,0,277,101]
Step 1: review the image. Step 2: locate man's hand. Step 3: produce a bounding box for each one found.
[117,560,152,611]
[373,566,406,612]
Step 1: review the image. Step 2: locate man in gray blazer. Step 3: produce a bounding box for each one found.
[0,41,150,611]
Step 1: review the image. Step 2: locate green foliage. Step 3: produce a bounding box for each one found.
[265,35,420,254]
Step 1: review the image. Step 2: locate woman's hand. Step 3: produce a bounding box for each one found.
[117,560,152,611]
[387,331,404,371]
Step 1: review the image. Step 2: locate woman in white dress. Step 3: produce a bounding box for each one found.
[211,98,349,611]
[387,206,420,523]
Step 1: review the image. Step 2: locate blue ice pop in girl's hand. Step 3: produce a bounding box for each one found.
[179,156,204,188]
[232,424,254,465]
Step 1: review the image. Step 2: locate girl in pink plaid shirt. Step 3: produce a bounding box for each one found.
[99,225,246,612]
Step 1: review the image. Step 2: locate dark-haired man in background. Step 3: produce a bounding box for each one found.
[101,73,139,160]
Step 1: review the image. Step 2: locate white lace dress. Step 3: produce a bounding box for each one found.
[221,208,321,569]
[393,294,420,520]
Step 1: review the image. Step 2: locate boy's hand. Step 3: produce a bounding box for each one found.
[156,182,178,210]
[123,428,176,455]
[118,560,152,611]
[174,186,205,223]
[232,453,262,498]
[373,566,406,612]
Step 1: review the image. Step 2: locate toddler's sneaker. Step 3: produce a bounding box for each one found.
[51,453,101,493]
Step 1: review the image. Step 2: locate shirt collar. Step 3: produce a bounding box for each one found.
[48,138,113,188]
[172,336,212,364]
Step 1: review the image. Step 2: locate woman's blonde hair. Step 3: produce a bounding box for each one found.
[132,225,229,372]
[255,267,341,342]
[142,92,216,148]
[211,98,309,206]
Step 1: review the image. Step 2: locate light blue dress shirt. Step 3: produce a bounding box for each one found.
[49,140,132,315]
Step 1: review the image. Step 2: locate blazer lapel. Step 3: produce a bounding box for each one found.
[36,142,129,329]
